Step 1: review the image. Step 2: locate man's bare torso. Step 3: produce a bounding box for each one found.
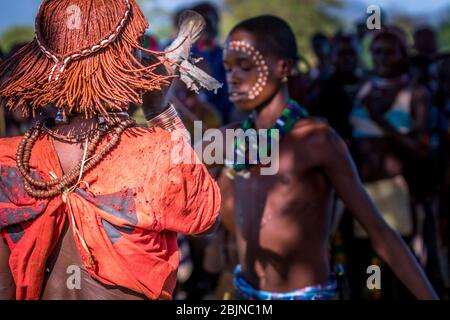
[229,119,335,292]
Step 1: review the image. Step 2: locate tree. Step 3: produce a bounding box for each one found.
[137,0,174,41]
[437,13,450,52]
[221,0,344,64]
[0,26,34,54]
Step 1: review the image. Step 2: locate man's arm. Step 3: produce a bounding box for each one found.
[0,237,15,299]
[308,125,438,299]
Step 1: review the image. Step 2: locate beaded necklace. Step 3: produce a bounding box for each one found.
[225,99,308,179]
[16,117,136,199]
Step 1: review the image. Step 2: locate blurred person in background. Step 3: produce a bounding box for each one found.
[303,33,333,113]
[189,2,235,125]
[315,32,364,142]
[349,27,444,299]
[309,33,333,82]
[167,2,234,300]
[411,26,439,95]
[435,56,450,297]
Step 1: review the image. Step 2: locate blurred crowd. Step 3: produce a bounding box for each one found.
[0,2,449,300]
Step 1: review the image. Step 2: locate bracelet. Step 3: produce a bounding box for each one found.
[144,104,170,121]
[146,104,190,140]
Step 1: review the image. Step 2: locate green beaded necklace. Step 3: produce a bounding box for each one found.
[225,99,308,179]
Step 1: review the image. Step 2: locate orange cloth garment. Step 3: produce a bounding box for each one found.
[0,127,221,300]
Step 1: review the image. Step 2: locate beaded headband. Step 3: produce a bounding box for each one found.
[35,0,132,82]
[224,40,269,100]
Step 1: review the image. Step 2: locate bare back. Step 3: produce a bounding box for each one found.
[0,135,146,299]
[41,217,146,300]
[41,130,147,299]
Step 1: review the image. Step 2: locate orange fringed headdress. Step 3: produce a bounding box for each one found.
[0,0,171,118]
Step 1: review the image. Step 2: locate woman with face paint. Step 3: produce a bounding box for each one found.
[216,15,437,300]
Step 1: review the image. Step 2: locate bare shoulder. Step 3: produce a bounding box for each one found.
[289,117,346,165]
[290,117,337,146]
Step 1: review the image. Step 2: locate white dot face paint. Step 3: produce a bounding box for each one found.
[224,40,269,100]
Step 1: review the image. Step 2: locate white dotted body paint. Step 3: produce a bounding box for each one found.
[225,40,269,100]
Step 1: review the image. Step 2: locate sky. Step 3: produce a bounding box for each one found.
[349,0,450,16]
[338,0,450,25]
[1,0,449,34]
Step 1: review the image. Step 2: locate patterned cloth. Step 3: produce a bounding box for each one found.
[350,82,413,139]
[0,127,221,300]
[233,265,337,300]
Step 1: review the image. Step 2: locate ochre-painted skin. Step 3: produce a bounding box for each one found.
[0,219,146,300]
[0,238,15,300]
[40,219,147,300]
[0,116,146,299]
[0,117,220,300]
[0,117,145,300]
[44,126,147,300]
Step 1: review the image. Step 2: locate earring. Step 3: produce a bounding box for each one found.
[282,76,288,83]
[55,108,69,124]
